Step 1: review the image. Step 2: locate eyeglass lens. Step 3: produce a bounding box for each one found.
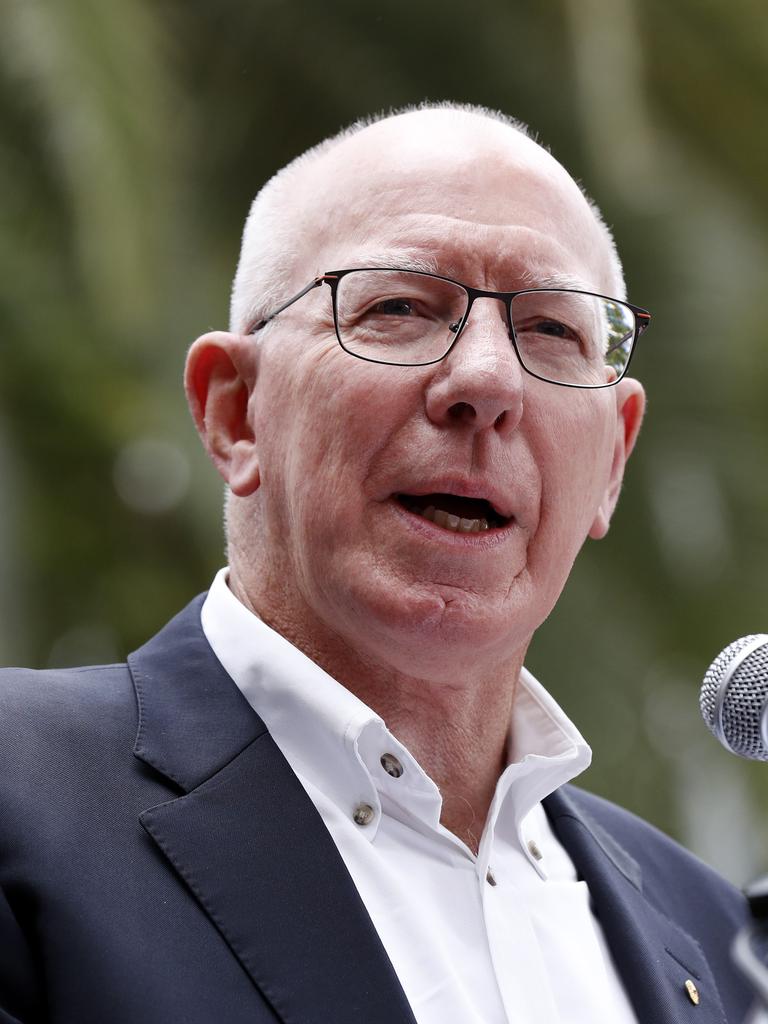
[334,270,636,386]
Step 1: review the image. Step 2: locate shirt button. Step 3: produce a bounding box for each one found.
[380,753,404,778]
[486,869,497,886]
[527,839,543,861]
[353,803,376,826]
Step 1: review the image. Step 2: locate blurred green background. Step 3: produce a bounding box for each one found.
[1,0,767,882]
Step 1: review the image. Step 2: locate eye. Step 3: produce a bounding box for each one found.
[371,297,416,317]
[514,314,585,349]
[529,318,576,340]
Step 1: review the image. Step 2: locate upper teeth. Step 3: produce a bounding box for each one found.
[413,504,489,533]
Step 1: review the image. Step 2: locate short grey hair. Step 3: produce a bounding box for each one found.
[229,101,625,335]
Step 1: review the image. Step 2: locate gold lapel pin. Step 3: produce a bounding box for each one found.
[684,979,700,1006]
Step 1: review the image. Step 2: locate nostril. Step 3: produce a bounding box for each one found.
[494,411,506,428]
[448,401,476,423]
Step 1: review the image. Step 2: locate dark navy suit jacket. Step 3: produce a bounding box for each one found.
[0,597,754,1023]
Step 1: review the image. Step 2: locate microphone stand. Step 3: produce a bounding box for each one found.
[733,876,768,1023]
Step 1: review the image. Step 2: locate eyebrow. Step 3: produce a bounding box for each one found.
[522,271,595,292]
[336,250,441,275]
[327,254,596,294]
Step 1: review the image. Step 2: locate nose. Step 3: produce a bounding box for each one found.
[424,298,524,436]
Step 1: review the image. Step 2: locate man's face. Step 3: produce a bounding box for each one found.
[226,114,643,680]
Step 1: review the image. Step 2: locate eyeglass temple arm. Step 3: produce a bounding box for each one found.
[249,277,326,334]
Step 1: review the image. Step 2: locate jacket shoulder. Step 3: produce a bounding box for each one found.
[0,663,137,775]
[0,661,134,714]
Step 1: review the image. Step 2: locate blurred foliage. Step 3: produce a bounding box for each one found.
[1,0,767,881]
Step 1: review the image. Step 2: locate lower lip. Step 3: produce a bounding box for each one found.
[388,499,516,548]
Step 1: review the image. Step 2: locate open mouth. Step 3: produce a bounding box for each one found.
[396,493,510,534]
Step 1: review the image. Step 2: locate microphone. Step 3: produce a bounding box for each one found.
[700,634,768,1022]
[699,634,768,760]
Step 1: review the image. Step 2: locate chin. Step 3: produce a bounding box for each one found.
[340,578,531,680]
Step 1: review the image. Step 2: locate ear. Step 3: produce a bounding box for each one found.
[588,378,646,540]
[184,331,261,496]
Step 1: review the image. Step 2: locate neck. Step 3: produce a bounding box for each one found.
[367,673,519,854]
[229,566,524,855]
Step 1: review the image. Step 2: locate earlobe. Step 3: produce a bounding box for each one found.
[588,379,646,540]
[184,332,261,496]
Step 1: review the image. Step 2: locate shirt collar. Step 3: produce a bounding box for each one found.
[201,568,590,851]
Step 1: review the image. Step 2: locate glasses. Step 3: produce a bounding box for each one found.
[250,268,651,389]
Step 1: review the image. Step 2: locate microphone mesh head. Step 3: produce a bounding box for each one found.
[700,635,768,760]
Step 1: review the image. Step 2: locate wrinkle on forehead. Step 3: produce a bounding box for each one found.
[289,112,614,294]
[318,219,599,295]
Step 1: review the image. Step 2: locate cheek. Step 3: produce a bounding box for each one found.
[530,399,616,540]
[256,350,415,531]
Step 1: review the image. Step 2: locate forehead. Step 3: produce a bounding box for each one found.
[290,112,612,293]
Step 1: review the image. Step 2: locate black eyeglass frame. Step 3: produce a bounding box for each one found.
[248,267,651,390]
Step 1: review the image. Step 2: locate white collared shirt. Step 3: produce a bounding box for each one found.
[201,568,638,1023]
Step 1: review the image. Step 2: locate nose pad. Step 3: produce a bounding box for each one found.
[504,304,515,342]
[489,298,515,343]
[449,298,513,344]
[465,305,515,351]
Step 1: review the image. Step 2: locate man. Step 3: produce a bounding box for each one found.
[0,104,753,1023]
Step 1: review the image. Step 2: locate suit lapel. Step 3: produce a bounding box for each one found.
[544,787,728,1024]
[129,598,417,1024]
[130,598,732,1024]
